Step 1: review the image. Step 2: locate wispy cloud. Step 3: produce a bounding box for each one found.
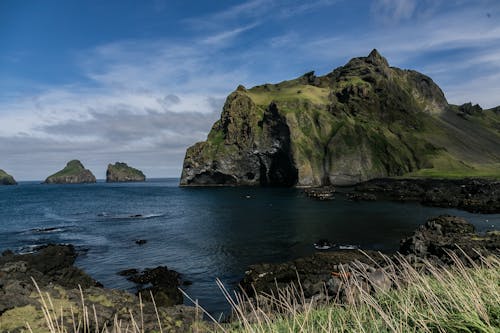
[1,0,500,180]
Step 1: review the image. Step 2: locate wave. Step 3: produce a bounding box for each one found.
[43,210,79,223]
[97,212,165,220]
[31,226,66,234]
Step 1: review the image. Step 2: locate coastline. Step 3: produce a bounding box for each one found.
[1,214,498,331]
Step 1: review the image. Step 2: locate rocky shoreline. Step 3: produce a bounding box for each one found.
[303,178,500,214]
[1,215,498,331]
[241,215,500,306]
[0,245,200,332]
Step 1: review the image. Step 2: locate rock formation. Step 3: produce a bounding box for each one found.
[44,160,96,184]
[0,169,16,185]
[106,162,146,182]
[181,50,500,186]
[0,245,198,332]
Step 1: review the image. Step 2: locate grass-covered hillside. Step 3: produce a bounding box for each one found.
[181,50,500,187]
[44,160,97,184]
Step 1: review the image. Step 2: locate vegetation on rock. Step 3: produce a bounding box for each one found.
[181,50,500,186]
[0,169,16,185]
[106,162,146,182]
[44,160,96,184]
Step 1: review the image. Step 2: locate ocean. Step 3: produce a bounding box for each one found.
[1,178,498,315]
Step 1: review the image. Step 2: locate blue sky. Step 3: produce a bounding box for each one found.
[1,0,500,180]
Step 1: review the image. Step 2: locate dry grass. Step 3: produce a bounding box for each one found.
[217,252,500,333]
[25,252,500,333]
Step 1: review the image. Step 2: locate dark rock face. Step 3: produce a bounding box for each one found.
[181,97,298,186]
[0,245,197,332]
[0,169,17,185]
[399,215,499,264]
[353,178,500,213]
[125,266,183,307]
[106,162,146,182]
[44,160,96,184]
[180,49,500,187]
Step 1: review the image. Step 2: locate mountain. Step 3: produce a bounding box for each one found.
[44,160,96,184]
[180,50,500,187]
[0,169,16,185]
[106,162,146,182]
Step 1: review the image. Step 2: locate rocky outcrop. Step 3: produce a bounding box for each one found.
[0,245,199,332]
[106,162,146,182]
[399,215,500,264]
[353,178,500,213]
[181,49,500,187]
[121,266,183,307]
[0,169,16,185]
[44,160,96,184]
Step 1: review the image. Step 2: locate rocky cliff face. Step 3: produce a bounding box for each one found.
[44,160,96,184]
[181,50,500,186]
[106,162,146,182]
[0,169,16,185]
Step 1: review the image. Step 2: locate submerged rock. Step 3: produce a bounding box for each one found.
[44,160,96,184]
[0,169,16,185]
[180,49,500,187]
[106,162,146,183]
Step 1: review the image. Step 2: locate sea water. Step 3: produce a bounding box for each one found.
[0,178,499,315]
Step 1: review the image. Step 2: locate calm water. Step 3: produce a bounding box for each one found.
[0,178,499,315]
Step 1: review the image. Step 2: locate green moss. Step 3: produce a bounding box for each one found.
[247,84,329,106]
[49,160,85,178]
[87,294,114,307]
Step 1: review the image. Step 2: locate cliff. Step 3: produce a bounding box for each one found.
[181,50,500,186]
[44,160,96,184]
[0,169,17,185]
[106,162,146,182]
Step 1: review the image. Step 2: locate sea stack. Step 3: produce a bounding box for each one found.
[180,49,500,187]
[44,160,96,184]
[106,162,146,182]
[0,169,17,185]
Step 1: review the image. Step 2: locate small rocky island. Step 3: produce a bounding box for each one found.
[106,162,146,182]
[44,160,96,184]
[0,169,16,185]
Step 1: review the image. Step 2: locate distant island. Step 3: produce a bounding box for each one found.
[106,162,146,182]
[0,169,16,185]
[44,160,97,184]
[180,49,500,187]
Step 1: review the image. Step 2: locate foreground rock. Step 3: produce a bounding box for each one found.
[106,162,146,182]
[121,266,183,307]
[181,49,500,187]
[241,215,499,305]
[400,215,500,264]
[44,160,96,184]
[353,178,500,213]
[0,245,200,332]
[0,169,17,185]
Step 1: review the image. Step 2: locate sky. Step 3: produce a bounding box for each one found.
[1,0,500,181]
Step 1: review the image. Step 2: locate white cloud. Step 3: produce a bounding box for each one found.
[1,0,500,180]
